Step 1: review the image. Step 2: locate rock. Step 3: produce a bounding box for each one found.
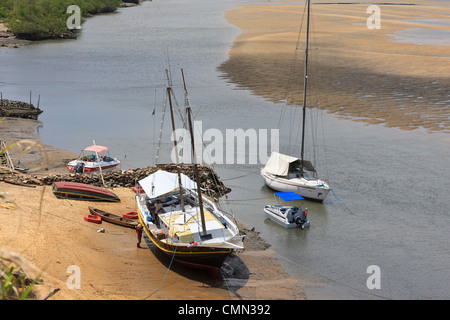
[0,99,43,120]
[2,164,231,198]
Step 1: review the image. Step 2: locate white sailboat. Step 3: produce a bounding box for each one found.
[261,151,330,201]
[261,0,330,202]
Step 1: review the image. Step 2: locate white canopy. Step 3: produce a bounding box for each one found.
[138,170,197,198]
[263,152,300,176]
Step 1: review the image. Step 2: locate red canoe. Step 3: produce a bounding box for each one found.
[52,181,120,202]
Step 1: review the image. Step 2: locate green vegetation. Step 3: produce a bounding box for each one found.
[1,256,40,300]
[0,0,123,39]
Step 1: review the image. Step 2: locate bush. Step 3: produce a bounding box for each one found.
[1,256,39,300]
[6,0,72,39]
[0,0,13,19]
[4,0,123,39]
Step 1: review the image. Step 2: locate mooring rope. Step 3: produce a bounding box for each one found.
[143,244,178,300]
[329,187,353,215]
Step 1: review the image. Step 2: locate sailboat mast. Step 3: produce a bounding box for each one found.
[187,105,208,237]
[300,0,311,173]
[181,69,208,237]
[166,84,185,212]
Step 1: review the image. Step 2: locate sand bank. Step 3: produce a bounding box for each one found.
[219,0,450,132]
[0,119,304,300]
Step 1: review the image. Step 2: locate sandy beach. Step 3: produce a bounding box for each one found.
[1,181,304,300]
[219,0,450,132]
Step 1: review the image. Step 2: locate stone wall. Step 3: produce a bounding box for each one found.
[0,99,43,120]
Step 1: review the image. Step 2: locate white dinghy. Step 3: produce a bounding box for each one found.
[264,192,310,229]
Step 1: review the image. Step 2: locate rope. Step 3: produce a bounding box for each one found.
[329,188,353,215]
[220,172,255,181]
[143,244,177,300]
[226,196,273,202]
[274,253,392,300]
[16,201,127,234]
[219,267,239,300]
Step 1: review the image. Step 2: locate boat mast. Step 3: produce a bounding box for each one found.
[92,140,106,187]
[300,0,311,175]
[166,70,185,212]
[181,69,208,237]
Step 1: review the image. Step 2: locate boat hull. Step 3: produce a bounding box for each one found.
[135,195,240,277]
[261,169,330,202]
[67,160,120,173]
[264,205,310,229]
[138,212,233,277]
[88,206,138,228]
[52,181,120,202]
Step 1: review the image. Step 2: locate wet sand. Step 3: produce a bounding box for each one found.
[219,0,450,132]
[0,119,304,300]
[0,21,30,49]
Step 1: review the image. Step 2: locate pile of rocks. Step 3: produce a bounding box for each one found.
[0,99,43,120]
[1,164,232,199]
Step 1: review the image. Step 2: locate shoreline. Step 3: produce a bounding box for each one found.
[0,1,145,49]
[0,20,30,49]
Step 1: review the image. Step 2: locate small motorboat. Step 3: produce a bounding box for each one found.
[264,192,310,228]
[67,144,120,173]
[88,207,138,228]
[52,181,120,202]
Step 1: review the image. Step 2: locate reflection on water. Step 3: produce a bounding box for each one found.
[1,0,450,300]
[389,27,450,47]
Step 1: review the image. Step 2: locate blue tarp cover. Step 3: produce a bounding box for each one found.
[275,192,304,201]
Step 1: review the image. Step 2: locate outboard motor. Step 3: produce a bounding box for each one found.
[74,162,85,174]
[294,208,309,228]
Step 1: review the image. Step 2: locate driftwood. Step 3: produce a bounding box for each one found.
[42,288,60,300]
[3,179,36,188]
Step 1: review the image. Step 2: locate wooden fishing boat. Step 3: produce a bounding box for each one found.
[135,70,244,277]
[52,181,120,202]
[88,206,139,228]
